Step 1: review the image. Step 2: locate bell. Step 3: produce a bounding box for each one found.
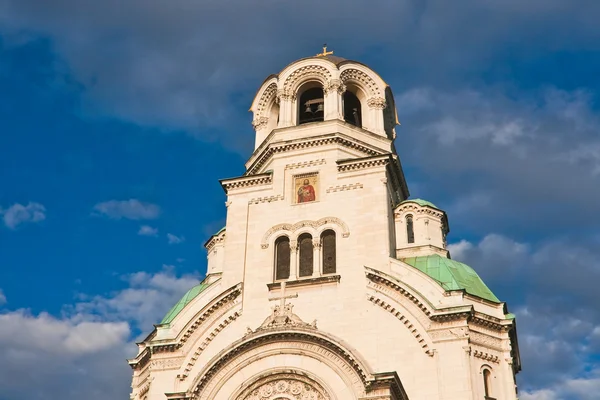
[316,103,324,112]
[305,105,312,113]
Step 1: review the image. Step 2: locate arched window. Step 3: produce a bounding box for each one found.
[298,233,314,277]
[274,236,290,280]
[321,230,336,274]
[343,91,362,128]
[406,215,415,244]
[299,87,324,125]
[483,369,492,398]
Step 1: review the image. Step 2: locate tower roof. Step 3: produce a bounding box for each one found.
[398,198,439,210]
[160,280,213,324]
[401,254,500,303]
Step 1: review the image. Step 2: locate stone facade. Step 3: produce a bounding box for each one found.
[128,53,521,400]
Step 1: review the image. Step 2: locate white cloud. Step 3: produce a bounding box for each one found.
[137,225,158,237]
[93,199,160,220]
[0,268,199,400]
[167,233,184,244]
[0,202,46,229]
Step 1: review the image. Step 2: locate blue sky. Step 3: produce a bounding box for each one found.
[1,1,599,399]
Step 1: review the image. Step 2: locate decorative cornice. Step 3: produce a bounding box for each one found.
[267,275,341,290]
[337,154,393,173]
[284,158,326,170]
[247,135,382,175]
[220,173,272,194]
[204,230,225,252]
[394,203,445,219]
[366,294,433,356]
[261,217,350,249]
[326,182,363,193]
[473,349,500,364]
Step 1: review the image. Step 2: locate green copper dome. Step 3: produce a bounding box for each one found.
[399,198,439,209]
[401,254,500,303]
[160,281,212,325]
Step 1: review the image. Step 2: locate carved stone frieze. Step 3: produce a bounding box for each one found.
[237,374,330,400]
[428,327,469,342]
[326,183,363,193]
[473,349,500,364]
[469,331,504,351]
[151,357,185,370]
[394,203,445,219]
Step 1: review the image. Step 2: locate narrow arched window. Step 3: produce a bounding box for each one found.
[298,233,313,277]
[343,91,362,128]
[321,230,336,274]
[483,369,492,398]
[275,236,290,280]
[299,87,324,125]
[406,215,415,244]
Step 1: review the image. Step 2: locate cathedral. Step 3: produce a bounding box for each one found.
[128,48,521,400]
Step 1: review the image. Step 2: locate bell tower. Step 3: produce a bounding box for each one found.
[128,49,520,400]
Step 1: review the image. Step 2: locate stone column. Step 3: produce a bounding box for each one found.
[367,96,387,135]
[312,239,322,277]
[324,80,345,121]
[277,90,294,127]
[289,240,298,280]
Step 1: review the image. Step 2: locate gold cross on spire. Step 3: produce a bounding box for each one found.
[316,43,333,57]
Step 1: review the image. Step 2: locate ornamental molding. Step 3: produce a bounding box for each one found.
[394,203,444,219]
[221,174,273,193]
[236,373,331,400]
[261,217,350,249]
[339,68,382,98]
[251,116,269,130]
[150,357,185,370]
[367,97,387,109]
[178,310,242,381]
[254,82,278,124]
[473,349,500,364]
[326,182,363,193]
[366,294,433,356]
[469,330,504,351]
[428,327,469,342]
[247,135,382,175]
[324,78,346,95]
[337,155,392,173]
[282,65,333,94]
[189,330,371,399]
[204,231,225,252]
[365,269,433,319]
[175,284,242,349]
[285,158,326,170]
[249,194,284,205]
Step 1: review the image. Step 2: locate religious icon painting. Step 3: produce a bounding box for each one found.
[294,173,318,204]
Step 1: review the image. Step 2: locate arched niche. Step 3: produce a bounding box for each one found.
[296,81,325,125]
[188,330,372,400]
[342,84,367,128]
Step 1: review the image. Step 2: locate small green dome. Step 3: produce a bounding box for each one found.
[160,281,212,324]
[401,254,500,303]
[399,198,439,210]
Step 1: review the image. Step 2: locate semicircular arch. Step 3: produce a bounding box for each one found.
[188,329,372,400]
